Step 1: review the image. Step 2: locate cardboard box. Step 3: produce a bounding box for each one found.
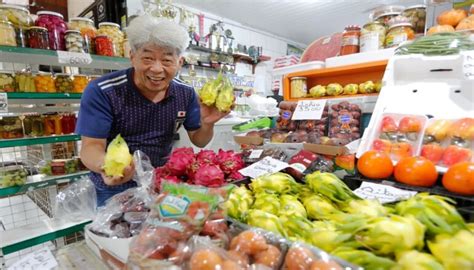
[85,228,132,270]
[303,143,349,156]
[233,135,264,145]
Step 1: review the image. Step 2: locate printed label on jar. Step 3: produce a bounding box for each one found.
[392,33,408,46]
[341,36,359,46]
[360,33,381,52]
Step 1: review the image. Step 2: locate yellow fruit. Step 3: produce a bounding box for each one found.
[103,134,132,177]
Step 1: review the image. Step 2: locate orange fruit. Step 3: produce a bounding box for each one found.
[190,249,223,270]
[357,151,394,179]
[442,162,474,195]
[310,259,343,270]
[394,156,438,187]
[222,260,241,270]
[230,231,268,255]
[254,245,281,268]
[285,246,315,270]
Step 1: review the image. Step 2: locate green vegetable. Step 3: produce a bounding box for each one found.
[396,32,474,56]
[428,230,474,270]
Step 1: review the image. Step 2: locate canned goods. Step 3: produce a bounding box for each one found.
[290,77,307,98]
[360,21,386,52]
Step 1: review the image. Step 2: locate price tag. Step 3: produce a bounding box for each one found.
[292,100,326,120]
[57,51,92,65]
[0,93,8,113]
[248,149,263,159]
[8,247,58,270]
[462,50,474,80]
[239,156,289,179]
[354,182,417,204]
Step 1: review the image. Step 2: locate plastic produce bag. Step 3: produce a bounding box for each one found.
[396,32,474,56]
[54,176,97,221]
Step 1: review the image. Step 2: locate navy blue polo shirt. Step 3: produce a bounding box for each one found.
[76,68,201,203]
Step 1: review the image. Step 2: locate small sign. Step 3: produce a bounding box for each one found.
[248,149,264,159]
[0,93,8,113]
[239,156,289,179]
[292,100,327,120]
[353,181,417,204]
[57,51,92,65]
[462,50,474,80]
[8,247,58,270]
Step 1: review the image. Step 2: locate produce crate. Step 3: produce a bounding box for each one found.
[343,174,474,222]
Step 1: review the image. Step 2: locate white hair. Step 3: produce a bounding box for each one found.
[126,14,189,55]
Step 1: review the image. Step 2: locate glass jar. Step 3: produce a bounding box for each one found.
[28,26,49,49]
[0,4,33,48]
[0,165,27,188]
[15,71,35,92]
[385,23,415,48]
[97,22,124,57]
[35,11,67,51]
[375,12,402,28]
[360,21,386,52]
[54,73,73,93]
[43,113,62,135]
[402,5,426,35]
[60,114,76,134]
[0,72,16,92]
[68,17,96,54]
[94,35,114,56]
[65,30,84,53]
[290,77,307,98]
[34,72,56,93]
[72,74,88,93]
[23,114,44,137]
[0,116,23,139]
[340,25,360,56]
[0,20,17,46]
[123,38,130,58]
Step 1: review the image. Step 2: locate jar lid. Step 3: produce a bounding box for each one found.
[29,26,48,31]
[95,34,109,39]
[0,20,13,26]
[55,73,71,76]
[404,5,427,10]
[388,23,413,30]
[344,25,361,30]
[291,77,306,80]
[0,4,30,13]
[98,22,120,28]
[375,11,401,20]
[37,71,52,75]
[65,30,81,34]
[74,74,88,77]
[69,17,94,23]
[37,11,64,19]
[363,21,385,28]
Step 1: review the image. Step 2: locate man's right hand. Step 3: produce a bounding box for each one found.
[100,162,135,186]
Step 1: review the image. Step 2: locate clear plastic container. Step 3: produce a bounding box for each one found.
[0,20,17,46]
[68,17,96,54]
[402,5,426,35]
[65,30,84,53]
[97,22,124,57]
[0,165,27,188]
[35,11,67,51]
[385,23,415,48]
[34,72,56,93]
[290,77,307,98]
[28,26,49,49]
[15,71,35,92]
[0,72,16,92]
[360,21,386,52]
[54,73,73,93]
[72,74,88,93]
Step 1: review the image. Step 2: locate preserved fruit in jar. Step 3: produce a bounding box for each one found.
[35,11,67,51]
[72,74,88,93]
[95,35,113,56]
[28,26,49,49]
[15,71,35,92]
[340,25,360,55]
[402,5,426,35]
[290,77,307,98]
[0,72,16,92]
[0,116,23,139]
[65,30,84,53]
[60,114,76,134]
[54,73,73,93]
[43,113,62,135]
[34,72,56,93]
[360,21,386,52]
[0,4,32,48]
[0,20,17,46]
[97,22,124,57]
[23,114,44,137]
[385,23,415,48]
[68,17,96,54]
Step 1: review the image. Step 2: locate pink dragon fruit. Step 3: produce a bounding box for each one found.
[227,171,245,182]
[154,166,180,192]
[216,149,245,175]
[166,148,195,176]
[196,149,217,164]
[194,164,225,187]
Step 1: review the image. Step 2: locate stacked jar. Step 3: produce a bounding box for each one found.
[68,17,96,53]
[340,25,361,56]
[94,35,114,56]
[15,71,36,92]
[0,72,16,92]
[97,22,124,57]
[385,16,415,48]
[360,21,386,52]
[402,5,426,36]
[0,4,33,48]
[34,72,56,93]
[0,20,16,46]
[54,73,73,93]
[28,26,49,49]
[72,75,88,93]
[35,11,67,51]
[64,30,84,53]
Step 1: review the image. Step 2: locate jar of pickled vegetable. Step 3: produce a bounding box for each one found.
[0,20,17,46]
[72,74,88,93]
[360,21,386,52]
[28,26,49,49]
[290,77,307,98]
[0,4,33,47]
[54,73,73,93]
[15,71,35,92]
[68,17,96,54]
[34,72,56,93]
[340,25,361,56]
[402,5,426,35]
[385,23,415,48]
[0,72,16,92]
[0,116,23,139]
[97,22,124,57]
[23,114,44,137]
[95,35,113,56]
[35,11,67,51]
[65,30,84,53]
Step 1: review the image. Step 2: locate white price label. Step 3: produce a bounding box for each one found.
[292,99,327,120]
[57,51,92,65]
[8,247,58,270]
[462,50,474,80]
[239,156,289,179]
[0,93,8,113]
[354,182,417,204]
[248,149,263,159]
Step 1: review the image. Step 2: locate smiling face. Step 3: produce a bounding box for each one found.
[130,43,183,94]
